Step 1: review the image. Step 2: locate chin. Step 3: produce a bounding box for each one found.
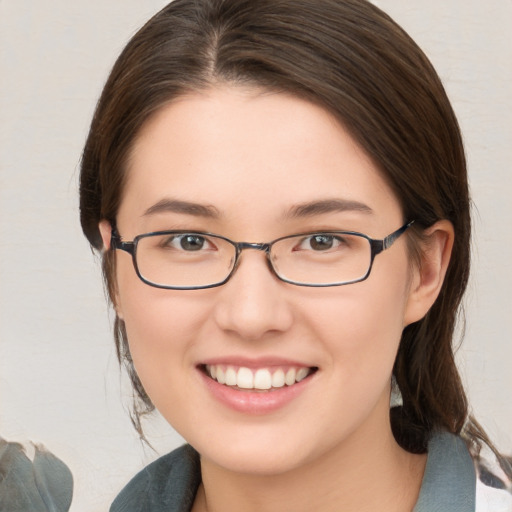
[197,440,313,476]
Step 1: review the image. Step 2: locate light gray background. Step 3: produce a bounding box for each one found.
[0,1,510,511]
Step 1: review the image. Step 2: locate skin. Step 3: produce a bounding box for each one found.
[100,85,454,512]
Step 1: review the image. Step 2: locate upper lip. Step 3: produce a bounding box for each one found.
[198,356,316,369]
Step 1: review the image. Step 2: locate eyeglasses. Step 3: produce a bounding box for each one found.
[110,221,414,290]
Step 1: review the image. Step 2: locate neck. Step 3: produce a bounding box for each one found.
[193,420,426,512]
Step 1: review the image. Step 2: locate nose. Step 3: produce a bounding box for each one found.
[213,250,294,341]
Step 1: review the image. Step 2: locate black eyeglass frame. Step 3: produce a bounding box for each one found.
[110,220,414,290]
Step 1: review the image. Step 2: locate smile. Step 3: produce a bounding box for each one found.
[204,364,317,391]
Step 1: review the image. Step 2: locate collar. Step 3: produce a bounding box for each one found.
[414,432,476,511]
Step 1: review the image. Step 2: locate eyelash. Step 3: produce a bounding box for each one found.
[294,234,347,252]
[160,234,215,251]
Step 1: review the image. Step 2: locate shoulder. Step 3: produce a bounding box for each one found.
[110,444,201,512]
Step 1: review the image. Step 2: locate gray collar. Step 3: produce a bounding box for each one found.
[414,432,476,511]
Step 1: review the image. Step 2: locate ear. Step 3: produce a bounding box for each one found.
[403,220,454,326]
[98,220,124,319]
[98,220,112,251]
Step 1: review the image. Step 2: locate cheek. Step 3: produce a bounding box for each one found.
[121,293,203,360]
[119,293,211,424]
[115,257,208,381]
[309,269,411,382]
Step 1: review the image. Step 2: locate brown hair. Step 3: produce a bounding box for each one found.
[79,0,501,462]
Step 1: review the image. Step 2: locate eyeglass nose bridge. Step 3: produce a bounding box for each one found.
[235,241,271,253]
[229,241,276,279]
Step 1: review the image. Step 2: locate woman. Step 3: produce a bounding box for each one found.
[79,0,511,510]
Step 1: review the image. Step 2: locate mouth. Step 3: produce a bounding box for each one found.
[200,364,318,392]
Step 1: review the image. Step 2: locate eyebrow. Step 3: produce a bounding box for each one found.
[142,197,372,220]
[143,199,220,218]
[284,198,374,218]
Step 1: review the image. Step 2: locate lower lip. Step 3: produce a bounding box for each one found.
[199,369,314,414]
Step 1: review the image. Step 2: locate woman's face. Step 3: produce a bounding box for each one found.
[108,86,421,475]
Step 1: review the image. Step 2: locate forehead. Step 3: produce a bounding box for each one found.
[118,85,402,234]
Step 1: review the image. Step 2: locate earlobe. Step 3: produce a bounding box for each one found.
[404,220,454,326]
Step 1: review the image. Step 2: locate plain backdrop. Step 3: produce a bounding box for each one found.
[0,1,511,510]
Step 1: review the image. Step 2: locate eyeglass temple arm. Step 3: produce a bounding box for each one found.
[110,227,135,255]
[370,220,415,256]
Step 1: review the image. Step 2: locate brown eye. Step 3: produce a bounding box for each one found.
[309,235,335,251]
[296,234,345,252]
[159,234,213,252]
[180,235,206,251]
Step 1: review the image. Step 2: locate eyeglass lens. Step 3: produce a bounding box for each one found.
[133,232,373,288]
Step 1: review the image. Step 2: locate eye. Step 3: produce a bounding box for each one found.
[162,234,215,252]
[297,234,345,252]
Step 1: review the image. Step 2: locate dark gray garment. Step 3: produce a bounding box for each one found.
[110,432,475,512]
[110,444,200,512]
[413,432,475,511]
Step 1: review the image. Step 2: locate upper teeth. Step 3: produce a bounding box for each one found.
[205,365,312,390]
